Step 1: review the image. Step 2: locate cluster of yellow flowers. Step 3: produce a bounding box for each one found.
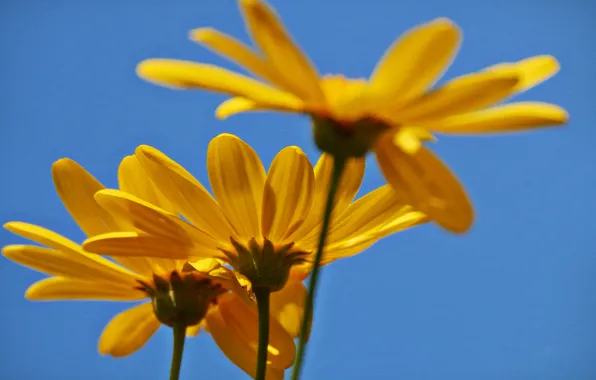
[2,0,566,379]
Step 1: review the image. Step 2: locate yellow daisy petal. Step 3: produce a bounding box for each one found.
[239,0,324,103]
[486,55,560,93]
[83,231,223,261]
[369,18,461,105]
[393,127,435,154]
[136,59,304,108]
[262,147,314,242]
[322,206,428,264]
[375,142,474,233]
[207,304,284,380]
[207,134,266,241]
[134,145,234,242]
[191,28,294,92]
[186,323,203,337]
[216,97,261,119]
[94,189,219,248]
[52,158,118,235]
[113,155,172,276]
[25,277,144,301]
[208,292,295,372]
[3,244,140,287]
[215,96,305,120]
[422,102,569,134]
[328,185,429,244]
[321,236,378,266]
[293,155,365,246]
[118,155,176,214]
[392,71,519,122]
[269,279,307,339]
[4,222,142,285]
[53,157,157,276]
[98,302,160,357]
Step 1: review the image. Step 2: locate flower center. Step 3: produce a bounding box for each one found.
[320,75,370,122]
[219,238,309,292]
[137,269,226,327]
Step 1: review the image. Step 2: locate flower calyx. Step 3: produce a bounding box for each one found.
[221,237,309,292]
[137,270,226,328]
[311,115,391,159]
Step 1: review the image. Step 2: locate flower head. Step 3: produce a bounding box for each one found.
[82,133,429,337]
[2,157,294,379]
[136,0,568,233]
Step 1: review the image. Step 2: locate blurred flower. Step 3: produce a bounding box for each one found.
[136,0,568,233]
[2,157,293,380]
[82,133,429,338]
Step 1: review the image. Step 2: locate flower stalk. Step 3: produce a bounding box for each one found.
[255,287,272,380]
[291,155,347,380]
[169,321,187,380]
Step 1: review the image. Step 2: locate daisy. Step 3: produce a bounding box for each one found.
[3,156,294,380]
[136,0,568,233]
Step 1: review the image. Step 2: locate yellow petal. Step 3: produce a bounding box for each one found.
[321,236,378,266]
[112,155,175,276]
[191,28,297,93]
[99,302,160,357]
[207,292,295,373]
[94,189,220,249]
[52,158,119,236]
[186,323,202,337]
[216,97,260,119]
[393,127,436,154]
[4,222,142,285]
[83,231,224,261]
[2,244,138,288]
[118,155,177,214]
[270,279,307,338]
[215,96,304,120]
[262,147,314,242]
[375,141,474,233]
[369,18,461,104]
[134,145,234,242]
[25,277,145,301]
[322,206,428,264]
[486,55,560,93]
[207,304,284,380]
[319,76,377,121]
[53,158,155,276]
[392,71,519,122]
[292,155,365,247]
[421,102,569,134]
[328,184,429,244]
[136,59,304,108]
[207,134,266,241]
[239,0,324,104]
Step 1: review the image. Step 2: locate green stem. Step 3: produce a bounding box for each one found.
[291,155,346,380]
[255,287,271,380]
[169,322,187,380]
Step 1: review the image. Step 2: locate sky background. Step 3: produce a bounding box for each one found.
[1,0,595,379]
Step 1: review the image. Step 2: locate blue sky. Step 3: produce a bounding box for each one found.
[1,0,594,379]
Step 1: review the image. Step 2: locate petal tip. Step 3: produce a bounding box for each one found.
[135,145,165,164]
[51,157,81,178]
[3,221,16,230]
[429,17,461,34]
[212,133,242,144]
[214,107,232,120]
[240,0,260,8]
[190,27,216,42]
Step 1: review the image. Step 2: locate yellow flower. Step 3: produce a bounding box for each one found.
[136,0,568,233]
[2,157,294,380]
[82,133,429,338]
